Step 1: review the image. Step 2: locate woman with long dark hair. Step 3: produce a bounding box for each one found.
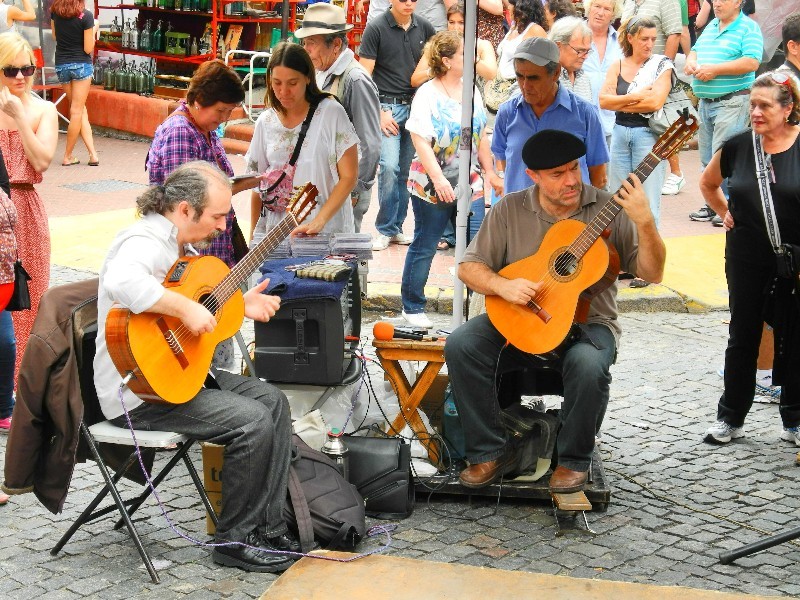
[246,42,358,240]
[51,0,98,166]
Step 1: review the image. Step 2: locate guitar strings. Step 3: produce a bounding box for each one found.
[527,152,661,308]
[164,190,315,353]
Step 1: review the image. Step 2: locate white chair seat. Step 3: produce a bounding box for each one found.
[88,420,188,448]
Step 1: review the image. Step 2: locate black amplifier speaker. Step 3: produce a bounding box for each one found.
[253,267,361,385]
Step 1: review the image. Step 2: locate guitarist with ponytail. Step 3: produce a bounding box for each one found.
[445,129,666,494]
[94,162,301,573]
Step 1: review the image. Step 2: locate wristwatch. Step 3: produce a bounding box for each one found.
[496,171,505,179]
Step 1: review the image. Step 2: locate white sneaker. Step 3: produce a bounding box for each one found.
[781,426,800,447]
[704,420,745,444]
[390,233,413,245]
[662,174,686,195]
[372,234,390,251]
[755,374,782,401]
[402,310,433,329]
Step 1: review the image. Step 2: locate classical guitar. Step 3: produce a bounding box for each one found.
[105,183,318,405]
[485,111,698,356]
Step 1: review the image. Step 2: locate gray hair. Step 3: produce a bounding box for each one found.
[136,161,230,218]
[583,0,623,19]
[548,16,591,45]
[322,32,348,53]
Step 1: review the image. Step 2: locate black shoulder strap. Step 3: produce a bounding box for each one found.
[288,99,321,167]
[286,465,316,553]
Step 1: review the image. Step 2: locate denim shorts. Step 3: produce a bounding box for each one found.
[55,62,93,83]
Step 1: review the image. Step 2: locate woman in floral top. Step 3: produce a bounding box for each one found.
[401,30,492,329]
[0,183,16,443]
[246,43,359,239]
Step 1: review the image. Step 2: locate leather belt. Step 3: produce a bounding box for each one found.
[9,183,34,190]
[379,94,413,105]
[704,89,750,103]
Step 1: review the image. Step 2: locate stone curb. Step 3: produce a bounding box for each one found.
[361,281,729,316]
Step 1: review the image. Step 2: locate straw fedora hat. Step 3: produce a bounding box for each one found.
[294,3,354,39]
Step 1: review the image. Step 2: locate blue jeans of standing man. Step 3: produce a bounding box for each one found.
[401,195,485,314]
[445,316,616,472]
[698,95,750,197]
[608,125,666,227]
[0,311,15,418]
[376,103,414,237]
[110,370,291,544]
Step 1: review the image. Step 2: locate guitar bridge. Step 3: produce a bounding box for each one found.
[156,317,189,369]
[526,299,552,323]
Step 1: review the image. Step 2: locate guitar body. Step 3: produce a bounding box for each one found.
[485,219,610,355]
[105,255,244,405]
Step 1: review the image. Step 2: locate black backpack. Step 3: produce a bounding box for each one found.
[283,435,366,553]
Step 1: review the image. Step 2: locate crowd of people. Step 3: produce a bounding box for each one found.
[0,0,799,575]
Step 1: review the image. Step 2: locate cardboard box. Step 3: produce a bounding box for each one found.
[201,443,224,534]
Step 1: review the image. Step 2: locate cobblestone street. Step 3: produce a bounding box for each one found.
[2,267,799,599]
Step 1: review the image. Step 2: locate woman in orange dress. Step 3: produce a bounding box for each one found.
[0,32,58,380]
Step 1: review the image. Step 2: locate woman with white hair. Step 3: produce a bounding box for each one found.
[582,0,624,147]
[0,32,57,382]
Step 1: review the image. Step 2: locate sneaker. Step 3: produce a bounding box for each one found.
[0,416,10,434]
[711,215,724,227]
[402,310,433,329]
[704,420,745,444]
[372,234,390,251]
[755,374,782,400]
[689,205,716,222]
[390,233,413,245]
[781,426,800,447]
[662,174,686,195]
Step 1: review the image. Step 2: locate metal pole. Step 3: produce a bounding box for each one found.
[719,525,800,564]
[451,0,478,329]
[281,0,290,39]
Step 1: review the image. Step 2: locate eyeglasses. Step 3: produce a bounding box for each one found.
[2,65,35,78]
[401,0,418,3]
[769,71,793,88]
[567,43,592,57]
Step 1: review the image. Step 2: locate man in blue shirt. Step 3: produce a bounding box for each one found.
[488,37,609,198]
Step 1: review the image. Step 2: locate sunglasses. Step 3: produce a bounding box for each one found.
[2,65,36,78]
[769,71,793,89]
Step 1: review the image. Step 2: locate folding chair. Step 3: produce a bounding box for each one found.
[49,294,219,584]
[225,49,270,122]
[30,47,70,132]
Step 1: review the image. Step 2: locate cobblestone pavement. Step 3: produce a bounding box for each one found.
[2,266,799,599]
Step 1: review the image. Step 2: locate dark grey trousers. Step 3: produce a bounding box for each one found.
[112,370,292,543]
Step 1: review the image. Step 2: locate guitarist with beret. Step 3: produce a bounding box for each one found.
[93,162,299,573]
[445,129,666,494]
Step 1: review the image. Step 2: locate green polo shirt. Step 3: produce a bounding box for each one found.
[691,12,762,99]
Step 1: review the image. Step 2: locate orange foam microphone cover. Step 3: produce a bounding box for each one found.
[373,321,395,341]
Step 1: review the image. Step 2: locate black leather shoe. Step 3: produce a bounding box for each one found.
[264,530,302,554]
[212,530,294,573]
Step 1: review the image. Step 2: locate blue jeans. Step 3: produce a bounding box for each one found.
[401,195,485,313]
[375,103,414,237]
[445,315,616,472]
[0,311,14,418]
[55,62,93,83]
[608,124,666,227]
[698,95,750,198]
[439,197,485,248]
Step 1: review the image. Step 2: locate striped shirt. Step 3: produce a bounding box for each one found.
[560,67,593,104]
[621,0,682,56]
[690,12,762,99]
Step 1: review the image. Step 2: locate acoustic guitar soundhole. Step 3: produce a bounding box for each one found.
[550,248,581,281]
[200,293,221,316]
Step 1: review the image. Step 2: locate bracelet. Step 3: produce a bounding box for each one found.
[496,171,505,179]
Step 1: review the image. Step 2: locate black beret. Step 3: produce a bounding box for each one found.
[522,130,587,170]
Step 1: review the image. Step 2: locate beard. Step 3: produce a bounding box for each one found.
[194,229,222,250]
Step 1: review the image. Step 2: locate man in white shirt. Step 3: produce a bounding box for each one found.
[93,162,297,574]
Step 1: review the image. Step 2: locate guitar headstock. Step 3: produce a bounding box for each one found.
[286,183,319,225]
[652,109,700,161]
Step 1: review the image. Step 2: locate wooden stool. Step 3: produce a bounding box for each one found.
[372,338,446,467]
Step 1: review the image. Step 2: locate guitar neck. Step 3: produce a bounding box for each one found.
[212,213,298,304]
[571,151,661,258]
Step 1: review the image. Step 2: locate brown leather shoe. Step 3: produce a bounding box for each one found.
[459,451,516,489]
[548,465,588,493]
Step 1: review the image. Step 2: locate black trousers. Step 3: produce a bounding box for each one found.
[717,257,800,428]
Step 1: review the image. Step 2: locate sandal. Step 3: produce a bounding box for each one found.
[436,240,453,251]
[629,278,651,288]
[62,158,80,166]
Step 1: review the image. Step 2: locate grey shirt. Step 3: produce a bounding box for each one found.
[359,10,436,97]
[461,184,640,341]
[317,49,381,194]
